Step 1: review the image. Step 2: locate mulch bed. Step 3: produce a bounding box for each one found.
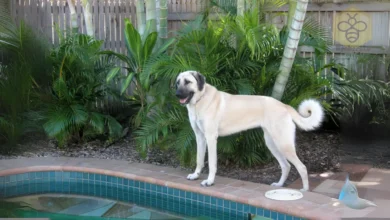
[0,129,342,186]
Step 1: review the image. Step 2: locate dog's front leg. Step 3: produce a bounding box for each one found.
[201,133,217,187]
[187,131,206,180]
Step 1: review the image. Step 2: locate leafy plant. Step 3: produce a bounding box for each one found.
[101,18,175,129]
[38,33,123,147]
[326,57,390,128]
[0,1,52,152]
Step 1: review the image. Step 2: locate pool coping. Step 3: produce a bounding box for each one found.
[0,157,351,220]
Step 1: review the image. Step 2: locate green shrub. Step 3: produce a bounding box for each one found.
[37,33,123,147]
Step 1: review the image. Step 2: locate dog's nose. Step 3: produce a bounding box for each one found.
[175,90,182,98]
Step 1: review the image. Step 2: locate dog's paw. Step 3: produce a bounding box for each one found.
[200,179,214,187]
[271,182,283,187]
[187,173,199,180]
[300,188,309,192]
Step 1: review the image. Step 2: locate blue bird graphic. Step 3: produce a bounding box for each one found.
[338,173,377,209]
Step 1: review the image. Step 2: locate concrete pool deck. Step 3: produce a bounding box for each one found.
[0,157,382,219]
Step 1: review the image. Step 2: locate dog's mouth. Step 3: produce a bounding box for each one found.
[179,92,194,105]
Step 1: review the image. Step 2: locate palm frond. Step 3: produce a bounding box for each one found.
[134,108,186,157]
[0,1,19,51]
[300,16,332,54]
[331,78,389,116]
[105,115,123,139]
[43,107,73,138]
[174,123,196,166]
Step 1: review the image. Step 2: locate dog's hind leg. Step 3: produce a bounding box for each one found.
[284,149,309,191]
[270,127,309,191]
[264,130,291,188]
[268,119,309,191]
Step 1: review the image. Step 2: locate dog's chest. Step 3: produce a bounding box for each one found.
[187,107,205,132]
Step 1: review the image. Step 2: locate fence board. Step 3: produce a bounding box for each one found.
[109,0,115,52]
[13,0,18,25]
[45,0,52,43]
[33,0,39,30]
[59,0,65,36]
[65,0,70,35]
[8,0,390,82]
[39,0,45,34]
[53,0,59,45]
[75,0,81,34]
[97,0,105,40]
[93,0,99,37]
[104,0,110,49]
[20,0,25,26]
[115,0,121,54]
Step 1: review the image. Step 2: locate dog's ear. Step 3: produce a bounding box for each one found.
[192,71,206,91]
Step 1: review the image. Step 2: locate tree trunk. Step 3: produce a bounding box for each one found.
[145,0,157,33]
[287,0,297,28]
[66,0,78,33]
[159,0,168,42]
[156,0,160,34]
[237,0,245,16]
[136,0,146,35]
[81,0,94,36]
[271,0,308,100]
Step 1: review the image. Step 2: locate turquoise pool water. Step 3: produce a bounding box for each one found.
[0,171,303,220]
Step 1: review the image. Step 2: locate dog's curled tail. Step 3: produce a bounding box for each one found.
[287,99,325,131]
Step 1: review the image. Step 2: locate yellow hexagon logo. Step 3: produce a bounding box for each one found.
[333,7,372,47]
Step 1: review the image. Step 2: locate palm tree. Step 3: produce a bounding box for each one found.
[271,0,309,100]
[81,0,94,36]
[66,0,78,33]
[145,0,157,33]
[137,0,146,35]
[159,0,168,43]
[237,0,245,15]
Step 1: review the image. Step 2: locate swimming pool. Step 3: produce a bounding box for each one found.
[0,170,304,220]
[4,194,185,219]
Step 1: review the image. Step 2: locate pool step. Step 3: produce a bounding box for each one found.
[127,210,151,219]
[58,198,114,216]
[80,201,116,217]
[250,214,273,220]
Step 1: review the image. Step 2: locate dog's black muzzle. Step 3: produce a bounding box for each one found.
[176,89,194,105]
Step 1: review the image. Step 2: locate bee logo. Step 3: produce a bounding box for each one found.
[337,13,367,43]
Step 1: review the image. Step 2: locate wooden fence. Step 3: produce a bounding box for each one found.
[9,0,208,57]
[8,0,390,81]
[273,1,390,81]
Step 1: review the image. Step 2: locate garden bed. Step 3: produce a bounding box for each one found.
[0,130,342,186]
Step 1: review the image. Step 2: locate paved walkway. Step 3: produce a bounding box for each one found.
[0,157,385,219]
[288,164,390,218]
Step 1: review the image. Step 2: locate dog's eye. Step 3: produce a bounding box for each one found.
[184,80,191,85]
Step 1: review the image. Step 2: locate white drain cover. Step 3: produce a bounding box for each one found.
[265,189,303,201]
